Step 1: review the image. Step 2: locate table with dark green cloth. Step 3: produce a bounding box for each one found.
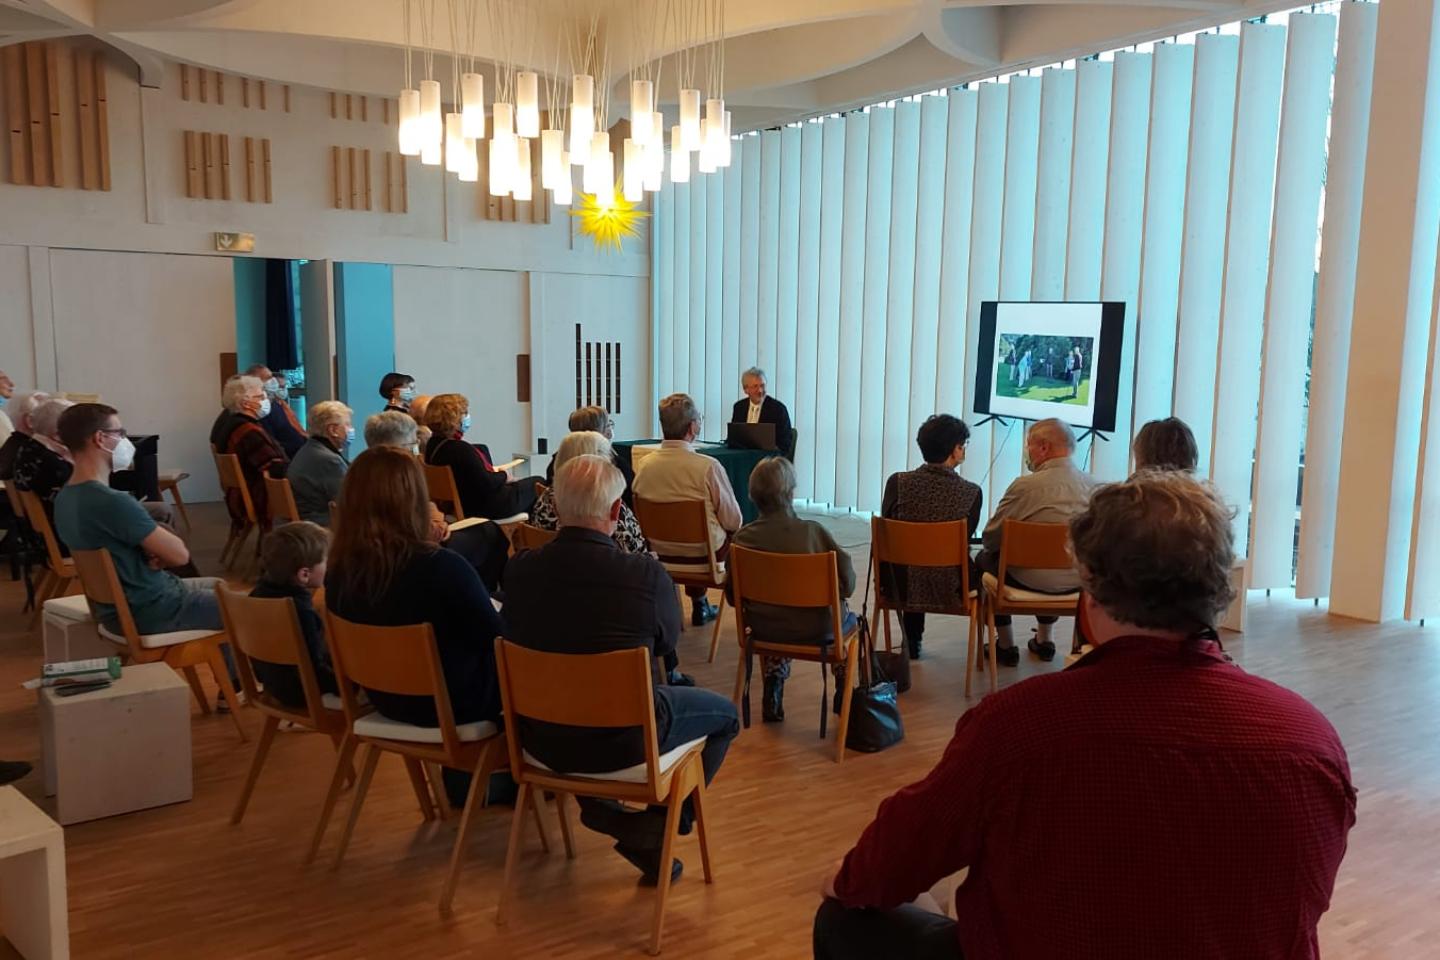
[611,440,769,524]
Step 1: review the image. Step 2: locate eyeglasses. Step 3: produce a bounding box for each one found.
[98,428,128,439]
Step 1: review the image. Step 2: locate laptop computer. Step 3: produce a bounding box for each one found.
[726,421,778,451]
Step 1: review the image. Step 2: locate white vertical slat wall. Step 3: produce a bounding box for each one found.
[652,3,1439,618]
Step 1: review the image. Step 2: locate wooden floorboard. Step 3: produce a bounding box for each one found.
[0,503,1435,957]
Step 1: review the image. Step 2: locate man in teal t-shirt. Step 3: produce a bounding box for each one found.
[54,403,224,636]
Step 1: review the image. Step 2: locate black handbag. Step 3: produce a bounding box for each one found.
[844,611,905,753]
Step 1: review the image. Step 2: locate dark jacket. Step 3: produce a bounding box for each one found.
[212,411,288,525]
[880,464,983,611]
[502,527,681,774]
[425,434,534,520]
[543,448,635,505]
[260,400,307,458]
[288,436,348,525]
[325,546,503,727]
[247,581,337,710]
[730,395,794,458]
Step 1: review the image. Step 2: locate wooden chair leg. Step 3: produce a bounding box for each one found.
[208,644,248,741]
[219,525,241,569]
[882,605,893,653]
[231,714,280,824]
[438,741,496,918]
[495,782,532,927]
[731,644,748,706]
[689,766,714,883]
[181,665,210,714]
[707,591,726,663]
[403,757,437,821]
[331,744,382,870]
[964,600,979,698]
[985,600,999,694]
[27,570,57,629]
[648,777,687,955]
[869,603,883,654]
[168,486,192,531]
[529,786,552,854]
[554,792,577,860]
[833,638,860,764]
[426,762,453,819]
[305,735,358,865]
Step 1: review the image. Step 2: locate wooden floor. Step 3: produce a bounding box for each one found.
[0,503,1436,958]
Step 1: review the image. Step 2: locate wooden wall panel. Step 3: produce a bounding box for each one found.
[244,136,256,201]
[3,45,27,185]
[25,43,47,187]
[75,50,98,189]
[219,133,231,200]
[261,138,272,202]
[95,54,110,190]
[43,42,63,186]
[184,130,201,197]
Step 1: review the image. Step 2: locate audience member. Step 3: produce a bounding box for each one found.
[0,390,50,479]
[815,471,1355,960]
[730,367,794,458]
[973,418,1095,664]
[1132,416,1199,474]
[325,446,504,728]
[409,394,434,449]
[247,521,337,709]
[288,400,353,525]
[728,456,856,723]
[364,410,418,451]
[12,398,74,512]
[531,431,648,554]
[543,405,634,500]
[503,454,739,884]
[0,369,13,447]
[379,372,416,415]
[244,363,307,457]
[422,393,537,520]
[212,375,289,526]
[633,393,742,626]
[54,404,226,634]
[879,415,983,660]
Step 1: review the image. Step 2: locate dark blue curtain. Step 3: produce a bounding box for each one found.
[264,258,299,370]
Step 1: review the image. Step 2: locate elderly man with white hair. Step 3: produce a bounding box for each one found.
[0,389,50,480]
[730,366,794,458]
[210,374,288,527]
[363,410,419,451]
[503,453,739,886]
[974,417,1097,665]
[287,400,353,525]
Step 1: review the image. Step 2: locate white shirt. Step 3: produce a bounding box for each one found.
[746,400,762,424]
[0,408,12,449]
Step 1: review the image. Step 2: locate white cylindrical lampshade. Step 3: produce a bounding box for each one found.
[421,139,442,166]
[705,97,724,128]
[719,110,733,167]
[513,139,533,201]
[541,129,565,189]
[623,138,643,201]
[569,103,594,163]
[458,139,478,181]
[572,74,594,111]
[670,125,689,182]
[516,72,540,137]
[398,88,422,156]
[679,88,701,151]
[461,73,485,139]
[446,113,466,173]
[595,151,615,205]
[553,161,573,205]
[583,131,610,192]
[491,101,514,138]
[488,136,512,196]
[631,80,654,143]
[697,119,718,174]
[419,79,442,148]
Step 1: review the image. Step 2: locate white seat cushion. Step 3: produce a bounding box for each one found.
[97,623,220,650]
[43,594,93,622]
[523,735,706,784]
[981,573,1079,606]
[158,471,190,484]
[352,712,498,744]
[321,693,344,711]
[660,560,724,580]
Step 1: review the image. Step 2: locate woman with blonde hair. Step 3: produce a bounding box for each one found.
[422,393,537,520]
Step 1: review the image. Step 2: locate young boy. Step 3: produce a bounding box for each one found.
[248,521,337,709]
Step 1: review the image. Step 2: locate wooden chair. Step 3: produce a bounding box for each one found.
[494,641,714,955]
[264,472,300,526]
[870,517,979,687]
[213,451,262,570]
[312,611,544,916]
[69,547,246,740]
[157,470,192,530]
[422,461,467,522]
[977,519,1081,695]
[15,490,78,627]
[216,586,352,826]
[632,497,727,662]
[508,523,557,553]
[1,481,40,618]
[728,544,860,763]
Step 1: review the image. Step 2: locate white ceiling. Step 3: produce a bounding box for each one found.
[2,0,1300,130]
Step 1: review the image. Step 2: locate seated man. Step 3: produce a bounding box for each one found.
[244,364,307,458]
[729,367,794,458]
[815,472,1356,960]
[288,400,353,525]
[54,403,226,636]
[543,405,634,501]
[633,393,743,626]
[212,374,289,525]
[973,418,1095,664]
[503,454,739,885]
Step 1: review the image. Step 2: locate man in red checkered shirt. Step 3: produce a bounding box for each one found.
[815,471,1356,960]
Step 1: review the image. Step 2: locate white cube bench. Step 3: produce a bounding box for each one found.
[0,786,69,959]
[41,595,115,664]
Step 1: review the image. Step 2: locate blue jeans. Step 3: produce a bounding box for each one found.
[158,577,238,681]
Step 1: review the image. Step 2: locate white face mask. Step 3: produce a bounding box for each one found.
[257,397,272,419]
[263,377,279,395]
[107,435,136,472]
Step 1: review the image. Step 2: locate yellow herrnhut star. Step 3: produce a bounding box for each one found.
[570,187,650,253]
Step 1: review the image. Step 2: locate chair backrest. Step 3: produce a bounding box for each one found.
[216,585,330,727]
[2,480,23,518]
[421,462,466,521]
[997,519,1074,577]
[16,488,68,573]
[494,640,662,791]
[322,609,465,755]
[69,547,142,656]
[632,496,721,583]
[328,501,339,530]
[870,516,970,602]
[213,451,257,522]
[264,473,300,525]
[509,523,558,553]
[532,479,546,500]
[729,544,846,657]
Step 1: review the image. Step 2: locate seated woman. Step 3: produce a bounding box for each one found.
[325,446,504,728]
[1132,417,1198,473]
[530,431,648,554]
[288,400,353,525]
[880,414,982,661]
[0,391,50,481]
[728,456,856,723]
[379,371,417,416]
[422,393,537,520]
[213,375,288,525]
